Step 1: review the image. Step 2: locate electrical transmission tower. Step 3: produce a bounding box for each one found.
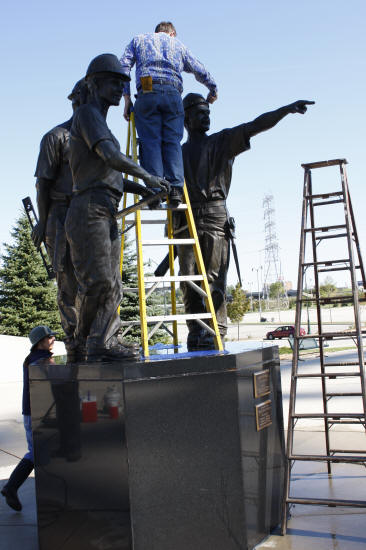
[263,194,288,306]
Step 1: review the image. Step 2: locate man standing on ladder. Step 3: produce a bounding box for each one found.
[65,54,170,363]
[119,21,217,208]
[179,94,315,349]
[32,79,88,362]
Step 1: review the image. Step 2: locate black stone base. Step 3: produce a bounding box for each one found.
[29,345,285,550]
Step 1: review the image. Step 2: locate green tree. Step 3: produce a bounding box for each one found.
[119,235,169,344]
[319,276,337,297]
[269,281,285,299]
[227,284,250,324]
[0,213,62,337]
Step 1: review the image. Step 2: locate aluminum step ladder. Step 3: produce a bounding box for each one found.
[117,113,223,358]
[281,158,366,534]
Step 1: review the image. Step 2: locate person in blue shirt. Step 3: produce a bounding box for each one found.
[120,21,218,207]
[1,326,55,511]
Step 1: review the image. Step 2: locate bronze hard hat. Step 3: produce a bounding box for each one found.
[86,53,130,81]
[183,93,208,111]
[68,78,86,100]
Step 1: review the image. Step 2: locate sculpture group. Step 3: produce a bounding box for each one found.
[32,21,314,361]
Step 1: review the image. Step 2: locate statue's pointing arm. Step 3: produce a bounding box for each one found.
[244,100,315,139]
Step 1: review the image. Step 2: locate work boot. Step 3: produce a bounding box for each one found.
[86,344,139,363]
[1,458,34,511]
[169,187,183,208]
[187,330,203,352]
[110,333,140,351]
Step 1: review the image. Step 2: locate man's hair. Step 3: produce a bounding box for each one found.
[155,21,176,36]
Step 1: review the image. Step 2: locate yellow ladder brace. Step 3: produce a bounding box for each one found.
[182,185,223,351]
[119,114,223,356]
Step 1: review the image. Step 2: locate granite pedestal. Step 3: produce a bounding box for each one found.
[29,345,285,550]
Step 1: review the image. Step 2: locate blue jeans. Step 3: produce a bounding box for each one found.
[134,84,184,189]
[23,415,34,463]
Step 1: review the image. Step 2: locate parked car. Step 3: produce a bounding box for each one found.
[266,325,306,340]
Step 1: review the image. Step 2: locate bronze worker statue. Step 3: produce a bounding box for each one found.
[178,94,314,349]
[65,54,169,363]
[32,79,88,361]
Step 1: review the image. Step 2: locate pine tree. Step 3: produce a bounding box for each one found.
[119,234,169,344]
[0,213,62,338]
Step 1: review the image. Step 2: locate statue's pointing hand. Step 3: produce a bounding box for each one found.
[288,100,315,114]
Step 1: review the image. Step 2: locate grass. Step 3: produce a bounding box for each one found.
[278,345,356,357]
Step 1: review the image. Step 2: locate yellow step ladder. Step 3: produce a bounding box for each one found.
[117,113,223,358]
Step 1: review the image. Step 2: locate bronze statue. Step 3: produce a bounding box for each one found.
[32,79,88,361]
[179,94,314,349]
[65,54,169,362]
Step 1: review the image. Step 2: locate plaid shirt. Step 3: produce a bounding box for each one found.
[120,32,217,96]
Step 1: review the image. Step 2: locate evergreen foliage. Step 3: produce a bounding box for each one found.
[227,283,250,323]
[0,213,62,337]
[119,235,169,344]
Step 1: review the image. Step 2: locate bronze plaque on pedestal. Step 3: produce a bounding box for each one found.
[255,400,272,431]
[253,370,270,398]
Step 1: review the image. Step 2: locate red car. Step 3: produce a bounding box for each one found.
[266,325,306,340]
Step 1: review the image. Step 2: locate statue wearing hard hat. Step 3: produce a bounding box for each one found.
[32,79,88,362]
[65,54,169,363]
[179,93,315,349]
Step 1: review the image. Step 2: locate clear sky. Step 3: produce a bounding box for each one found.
[1,0,365,292]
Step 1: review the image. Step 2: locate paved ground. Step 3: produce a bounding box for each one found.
[1,337,366,550]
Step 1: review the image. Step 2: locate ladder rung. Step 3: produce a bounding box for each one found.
[142,239,195,246]
[302,158,347,170]
[303,259,350,266]
[146,313,212,323]
[318,267,350,273]
[144,275,204,283]
[329,449,366,454]
[296,372,361,378]
[316,233,348,240]
[125,218,167,224]
[150,204,188,211]
[298,330,365,338]
[313,199,344,206]
[324,361,360,366]
[327,393,363,397]
[305,224,346,232]
[305,192,343,200]
[287,497,366,507]
[289,454,365,463]
[292,413,364,419]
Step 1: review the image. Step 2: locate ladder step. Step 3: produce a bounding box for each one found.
[125,218,167,224]
[329,449,366,454]
[300,295,358,303]
[318,267,351,273]
[120,313,212,326]
[303,259,350,266]
[292,413,364,419]
[326,392,363,397]
[144,275,204,283]
[324,361,360,366]
[316,233,348,240]
[302,158,347,170]
[142,238,195,246]
[298,330,365,339]
[289,454,366,463]
[150,204,188,211]
[305,224,346,232]
[287,497,366,507]
[147,313,212,323]
[313,199,344,206]
[296,372,361,378]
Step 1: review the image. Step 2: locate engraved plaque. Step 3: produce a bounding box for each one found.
[255,400,272,431]
[253,370,270,398]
